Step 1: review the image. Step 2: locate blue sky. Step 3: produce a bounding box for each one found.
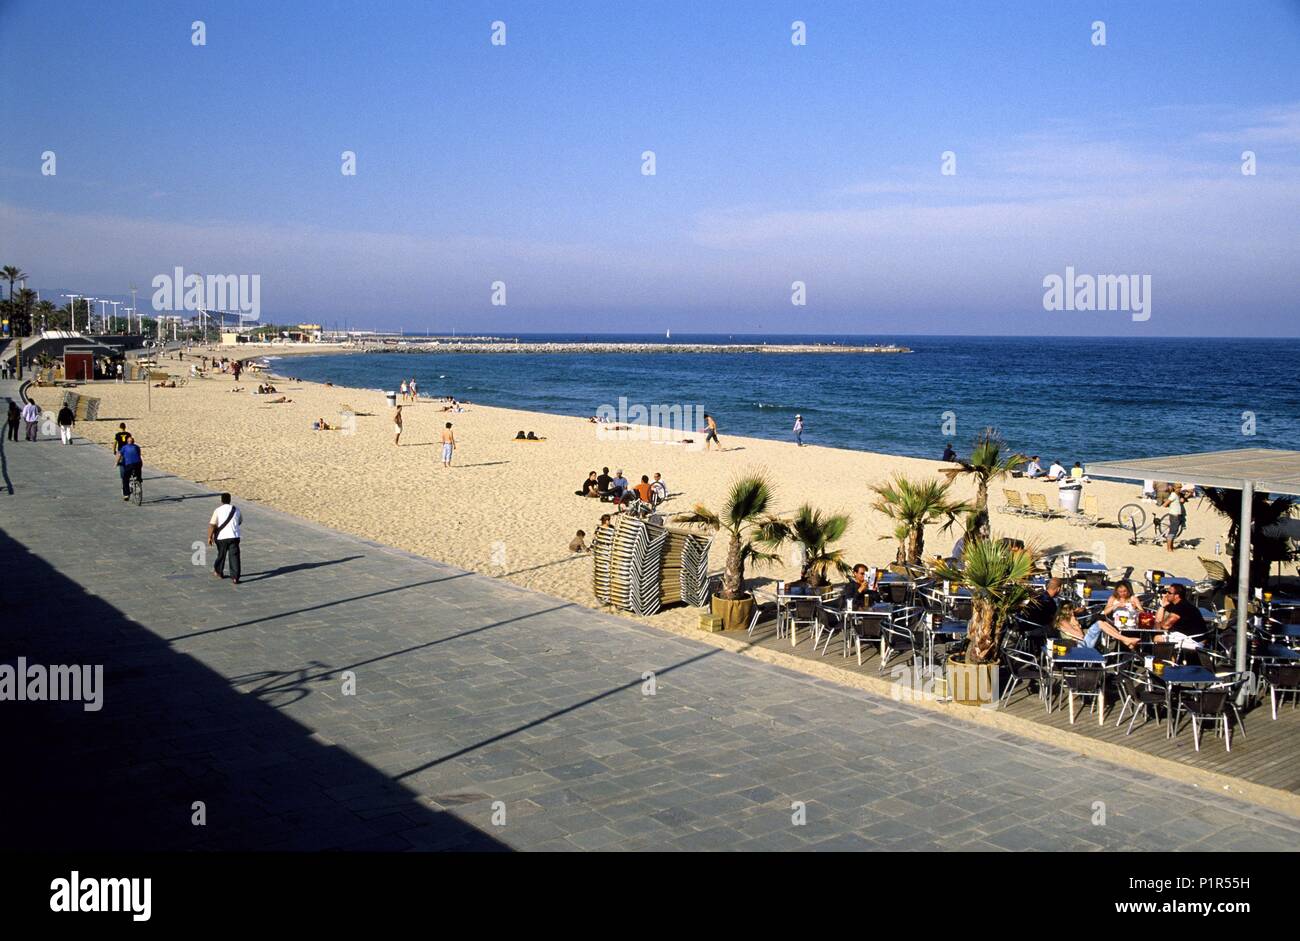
[2,0,1299,334]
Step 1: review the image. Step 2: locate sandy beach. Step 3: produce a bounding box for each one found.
[32,353,1233,637]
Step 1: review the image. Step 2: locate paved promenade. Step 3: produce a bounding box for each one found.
[3,379,1299,851]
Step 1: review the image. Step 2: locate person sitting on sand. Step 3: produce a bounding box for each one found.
[634,475,653,504]
[610,470,629,496]
[516,430,527,439]
[596,467,613,498]
[1024,456,1044,478]
[267,396,291,403]
[569,530,588,553]
[1046,459,1066,480]
[576,471,600,497]
[527,431,539,440]
[942,443,957,462]
[650,472,667,505]
[317,417,334,431]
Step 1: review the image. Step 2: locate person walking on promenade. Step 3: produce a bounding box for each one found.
[57,403,75,444]
[703,413,720,451]
[207,492,243,584]
[115,362,124,383]
[793,414,804,447]
[113,422,130,454]
[393,405,403,446]
[21,398,41,441]
[6,400,19,442]
[115,434,143,500]
[441,422,456,467]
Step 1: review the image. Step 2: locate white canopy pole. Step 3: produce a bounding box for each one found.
[1234,480,1253,693]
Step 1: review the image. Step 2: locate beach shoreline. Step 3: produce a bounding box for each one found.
[31,354,1245,643]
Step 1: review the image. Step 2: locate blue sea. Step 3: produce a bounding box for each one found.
[275,334,1300,465]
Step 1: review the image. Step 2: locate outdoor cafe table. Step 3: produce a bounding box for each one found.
[1152,576,1195,588]
[923,618,967,672]
[841,602,892,658]
[1150,664,1218,738]
[1254,641,1300,662]
[1068,561,1108,575]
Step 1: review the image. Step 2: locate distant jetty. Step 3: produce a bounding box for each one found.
[355,339,912,355]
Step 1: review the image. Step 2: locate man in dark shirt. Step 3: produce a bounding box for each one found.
[576,471,600,497]
[1155,583,1207,638]
[1020,578,1062,640]
[113,422,130,454]
[841,563,878,609]
[596,467,613,498]
[942,443,957,462]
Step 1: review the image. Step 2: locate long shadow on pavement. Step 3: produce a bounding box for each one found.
[0,527,509,851]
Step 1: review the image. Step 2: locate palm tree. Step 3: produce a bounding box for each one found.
[34,299,59,331]
[869,475,969,564]
[1200,488,1298,591]
[767,504,852,588]
[677,473,787,600]
[934,538,1035,665]
[1,265,26,307]
[11,288,37,336]
[940,428,1025,541]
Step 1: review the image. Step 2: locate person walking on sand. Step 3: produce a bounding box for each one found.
[207,492,243,584]
[793,414,804,447]
[441,422,456,467]
[704,412,720,451]
[393,404,403,446]
[399,379,408,402]
[21,398,41,441]
[410,378,418,400]
[57,403,75,444]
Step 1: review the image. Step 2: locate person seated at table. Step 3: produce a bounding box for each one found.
[1046,459,1067,480]
[1153,583,1207,647]
[1021,578,1062,640]
[1096,579,1144,637]
[1024,455,1044,478]
[841,563,879,609]
[1055,604,1140,651]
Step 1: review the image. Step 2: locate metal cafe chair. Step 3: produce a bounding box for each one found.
[1114,663,1168,735]
[787,597,821,647]
[879,606,923,674]
[842,605,889,666]
[999,648,1047,709]
[1257,661,1300,721]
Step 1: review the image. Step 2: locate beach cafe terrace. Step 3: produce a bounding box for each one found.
[723,448,1300,800]
[1088,449,1300,683]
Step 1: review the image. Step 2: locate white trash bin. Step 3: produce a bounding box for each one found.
[1058,482,1082,513]
[385,390,397,408]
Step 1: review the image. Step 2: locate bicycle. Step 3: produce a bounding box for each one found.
[1116,503,1174,545]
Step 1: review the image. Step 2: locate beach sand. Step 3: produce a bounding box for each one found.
[33,353,1233,638]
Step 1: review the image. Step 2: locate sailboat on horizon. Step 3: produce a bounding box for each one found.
[665,328,671,339]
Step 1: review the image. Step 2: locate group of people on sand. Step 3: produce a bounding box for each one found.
[253,383,279,395]
[391,404,456,465]
[575,467,667,509]
[569,512,618,553]
[399,378,419,401]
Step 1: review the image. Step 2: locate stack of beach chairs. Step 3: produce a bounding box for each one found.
[592,516,712,615]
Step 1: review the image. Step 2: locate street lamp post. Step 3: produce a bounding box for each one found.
[63,294,82,332]
[110,301,121,332]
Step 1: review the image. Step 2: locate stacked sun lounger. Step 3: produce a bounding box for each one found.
[592,518,712,615]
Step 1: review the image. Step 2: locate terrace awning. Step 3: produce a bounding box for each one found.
[1087,448,1300,689]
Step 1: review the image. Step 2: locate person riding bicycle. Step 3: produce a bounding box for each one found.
[116,434,143,501]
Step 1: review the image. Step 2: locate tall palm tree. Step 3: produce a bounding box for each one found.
[11,287,37,336]
[940,428,1025,541]
[1,265,26,307]
[869,475,969,564]
[34,299,58,331]
[767,504,852,588]
[934,538,1035,664]
[1200,488,1298,590]
[677,473,787,599]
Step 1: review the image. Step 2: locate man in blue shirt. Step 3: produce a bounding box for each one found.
[115,434,143,500]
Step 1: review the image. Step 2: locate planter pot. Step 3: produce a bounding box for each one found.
[710,594,754,632]
[945,653,1000,707]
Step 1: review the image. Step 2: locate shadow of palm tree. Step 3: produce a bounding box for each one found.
[239,555,364,583]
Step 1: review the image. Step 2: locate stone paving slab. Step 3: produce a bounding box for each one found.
[2,379,1299,851]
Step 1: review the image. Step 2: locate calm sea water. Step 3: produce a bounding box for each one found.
[275,334,1300,465]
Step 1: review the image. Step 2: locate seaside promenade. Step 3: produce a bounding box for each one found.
[3,378,1299,851]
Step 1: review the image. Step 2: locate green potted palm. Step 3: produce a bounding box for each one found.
[933,538,1035,705]
[677,473,787,630]
[768,503,852,593]
[940,428,1025,541]
[869,475,968,564]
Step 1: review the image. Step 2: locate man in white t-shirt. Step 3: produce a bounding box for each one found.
[1162,489,1184,553]
[1046,460,1066,480]
[1024,456,1043,478]
[207,492,243,584]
